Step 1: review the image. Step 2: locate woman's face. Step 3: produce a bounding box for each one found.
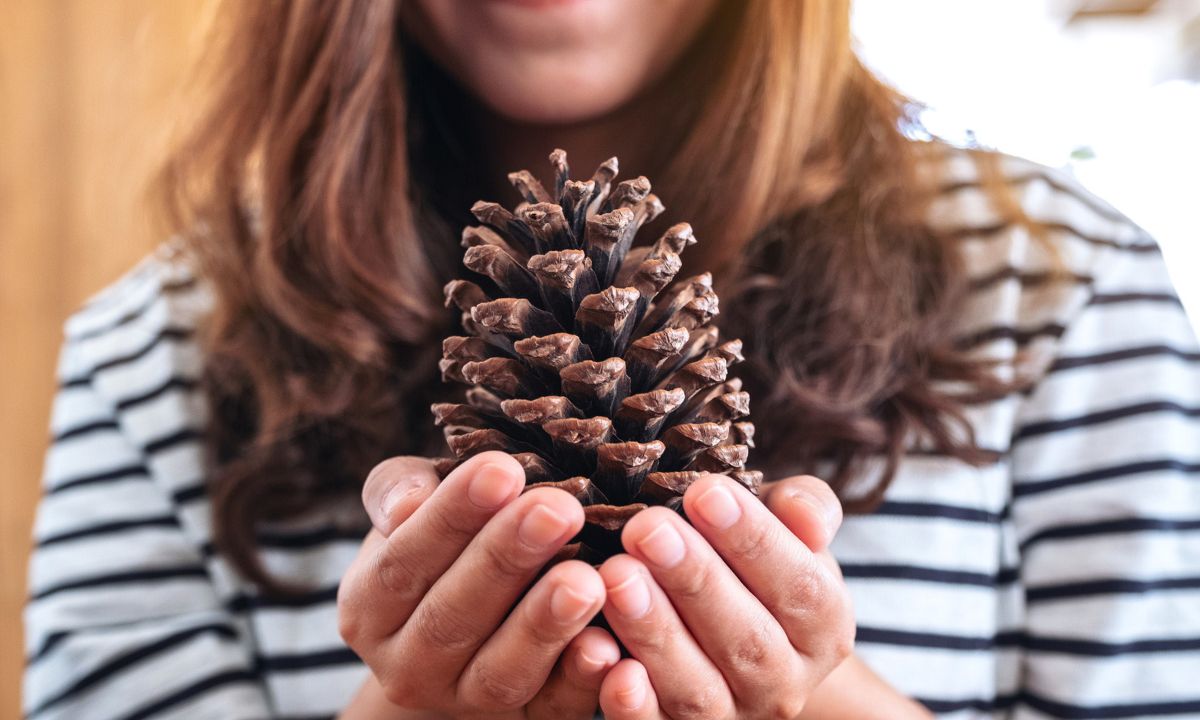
[408,0,720,124]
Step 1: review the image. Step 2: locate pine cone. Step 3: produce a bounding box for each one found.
[433,149,759,561]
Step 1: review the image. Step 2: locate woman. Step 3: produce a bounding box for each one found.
[23,0,1200,718]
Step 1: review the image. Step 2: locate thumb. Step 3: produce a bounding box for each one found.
[360,456,439,536]
[760,474,844,553]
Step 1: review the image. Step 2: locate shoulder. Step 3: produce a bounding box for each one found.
[922,143,1155,269]
[53,241,212,494]
[920,143,1172,377]
[57,239,210,382]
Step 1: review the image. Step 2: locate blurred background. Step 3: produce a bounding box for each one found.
[1,1,1196,716]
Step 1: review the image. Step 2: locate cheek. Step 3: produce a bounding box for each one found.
[413,0,718,124]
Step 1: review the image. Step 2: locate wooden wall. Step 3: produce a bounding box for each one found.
[0,1,207,714]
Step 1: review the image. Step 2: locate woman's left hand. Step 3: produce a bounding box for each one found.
[596,473,858,720]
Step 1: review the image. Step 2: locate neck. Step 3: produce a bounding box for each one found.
[472,97,661,200]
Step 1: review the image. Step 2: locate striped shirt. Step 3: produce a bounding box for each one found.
[24,148,1200,719]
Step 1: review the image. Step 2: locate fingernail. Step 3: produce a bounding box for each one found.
[576,648,608,675]
[636,523,685,569]
[550,584,596,623]
[380,481,423,517]
[607,572,651,619]
[467,462,516,510]
[518,504,570,548]
[617,680,646,710]
[796,493,840,535]
[694,485,741,529]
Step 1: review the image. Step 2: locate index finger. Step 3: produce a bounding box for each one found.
[341,451,525,639]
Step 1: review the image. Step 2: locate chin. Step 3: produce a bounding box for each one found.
[466,64,642,125]
[475,84,636,125]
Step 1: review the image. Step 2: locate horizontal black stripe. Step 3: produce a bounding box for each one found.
[256,647,360,672]
[842,563,1018,587]
[52,419,120,444]
[227,585,340,613]
[75,270,195,317]
[1090,291,1183,307]
[1014,401,1200,441]
[36,515,180,548]
[1020,516,1200,551]
[919,692,1200,719]
[871,500,1006,524]
[60,376,91,390]
[948,218,1159,254]
[58,326,193,389]
[71,276,198,343]
[1022,634,1200,656]
[118,668,260,720]
[30,565,210,602]
[968,265,1092,293]
[937,168,1129,225]
[114,375,200,413]
[860,625,1200,657]
[957,320,1067,350]
[1014,458,1200,499]
[27,622,238,717]
[1022,691,1200,719]
[1027,575,1200,603]
[917,694,1016,714]
[47,462,151,495]
[906,444,1006,462]
[950,216,1156,253]
[1049,344,1200,374]
[856,625,1013,651]
[143,426,203,455]
[173,482,207,504]
[201,524,368,556]
[25,631,69,665]
[257,525,368,548]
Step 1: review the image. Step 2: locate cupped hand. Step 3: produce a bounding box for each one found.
[595,474,857,720]
[337,452,622,719]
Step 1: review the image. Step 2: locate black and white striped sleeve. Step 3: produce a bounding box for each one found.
[1009,238,1200,718]
[23,330,271,719]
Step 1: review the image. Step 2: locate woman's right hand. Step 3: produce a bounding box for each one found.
[338,451,621,719]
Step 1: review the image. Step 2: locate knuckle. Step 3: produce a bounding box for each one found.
[463,664,534,710]
[665,683,728,720]
[624,616,669,655]
[828,611,856,662]
[784,557,827,607]
[335,604,362,647]
[806,565,850,620]
[722,617,776,676]
[765,694,808,720]
[727,514,776,562]
[775,564,827,629]
[376,665,422,707]
[522,600,569,648]
[480,534,539,582]
[373,548,427,607]
[422,502,476,547]
[414,596,479,653]
[335,577,362,643]
[669,558,717,602]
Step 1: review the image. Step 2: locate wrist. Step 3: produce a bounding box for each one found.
[800,655,932,720]
[339,674,449,720]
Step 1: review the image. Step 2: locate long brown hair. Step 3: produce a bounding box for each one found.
[161,0,1008,592]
